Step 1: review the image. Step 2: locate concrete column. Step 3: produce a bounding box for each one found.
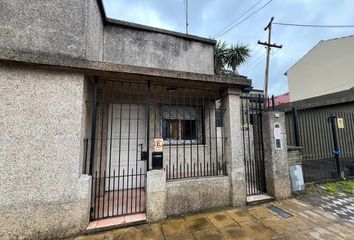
[222,88,246,207]
[146,170,166,221]
[262,112,291,199]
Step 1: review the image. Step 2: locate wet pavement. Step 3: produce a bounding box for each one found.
[75,198,354,240]
[297,188,354,224]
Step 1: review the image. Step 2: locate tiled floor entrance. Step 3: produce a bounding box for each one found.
[92,189,146,219]
[77,198,354,240]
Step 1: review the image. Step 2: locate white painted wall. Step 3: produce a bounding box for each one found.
[287,36,354,102]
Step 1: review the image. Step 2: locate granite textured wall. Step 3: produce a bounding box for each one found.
[103,25,215,74]
[165,176,230,215]
[0,63,91,239]
[262,112,292,199]
[85,0,104,61]
[0,0,87,58]
[146,170,166,221]
[0,0,104,61]
[222,88,246,206]
[0,0,215,75]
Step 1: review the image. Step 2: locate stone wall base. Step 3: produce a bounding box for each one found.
[165,176,231,216]
[0,199,90,240]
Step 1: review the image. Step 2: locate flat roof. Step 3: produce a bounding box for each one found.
[105,18,216,45]
[97,0,216,46]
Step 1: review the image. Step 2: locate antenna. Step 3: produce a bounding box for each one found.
[185,0,189,34]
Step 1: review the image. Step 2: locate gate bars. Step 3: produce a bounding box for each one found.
[84,80,148,220]
[160,86,227,180]
[241,93,266,196]
[83,79,227,220]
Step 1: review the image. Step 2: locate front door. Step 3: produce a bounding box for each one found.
[106,103,146,190]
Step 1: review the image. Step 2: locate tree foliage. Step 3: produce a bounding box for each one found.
[214,41,251,75]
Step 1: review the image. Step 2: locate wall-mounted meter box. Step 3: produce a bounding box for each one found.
[274,122,282,150]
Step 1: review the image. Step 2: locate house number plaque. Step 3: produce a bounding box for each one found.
[153,138,164,151]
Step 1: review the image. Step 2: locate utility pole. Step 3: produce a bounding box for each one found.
[185,0,189,34]
[258,17,282,104]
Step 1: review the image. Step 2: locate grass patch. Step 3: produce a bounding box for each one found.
[323,180,354,196]
[324,182,339,196]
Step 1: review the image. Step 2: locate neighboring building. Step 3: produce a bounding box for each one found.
[286,35,354,102]
[0,1,291,239]
[273,92,290,106]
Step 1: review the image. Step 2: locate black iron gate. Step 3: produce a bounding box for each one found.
[84,80,148,220]
[241,93,266,196]
[83,79,227,220]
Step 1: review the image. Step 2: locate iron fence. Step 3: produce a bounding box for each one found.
[159,87,227,180]
[82,79,228,219]
[282,108,354,183]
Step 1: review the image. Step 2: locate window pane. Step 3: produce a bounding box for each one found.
[163,119,179,140]
[181,120,196,140]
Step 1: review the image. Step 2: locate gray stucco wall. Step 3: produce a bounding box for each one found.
[0,0,88,58]
[103,25,215,74]
[85,0,104,61]
[0,0,215,74]
[0,64,91,239]
[165,176,230,215]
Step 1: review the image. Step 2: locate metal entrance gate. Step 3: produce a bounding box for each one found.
[241,94,266,196]
[84,80,148,220]
[83,79,227,220]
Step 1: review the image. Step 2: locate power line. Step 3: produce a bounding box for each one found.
[274,22,354,28]
[242,53,264,72]
[244,57,265,75]
[243,46,281,76]
[240,46,265,72]
[215,0,274,38]
[214,0,264,37]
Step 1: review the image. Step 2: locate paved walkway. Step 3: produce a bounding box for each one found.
[297,189,354,224]
[76,198,354,240]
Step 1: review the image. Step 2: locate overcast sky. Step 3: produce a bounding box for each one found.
[102,0,354,96]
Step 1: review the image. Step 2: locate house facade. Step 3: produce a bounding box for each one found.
[0,1,292,239]
[286,35,354,102]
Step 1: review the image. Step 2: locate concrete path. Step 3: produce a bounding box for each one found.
[75,198,354,240]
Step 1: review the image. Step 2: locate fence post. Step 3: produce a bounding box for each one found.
[146,170,166,221]
[223,88,246,206]
[292,108,300,147]
[271,95,275,111]
[262,111,291,199]
[328,114,341,178]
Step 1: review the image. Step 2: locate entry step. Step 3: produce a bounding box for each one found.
[85,213,147,234]
[247,194,274,205]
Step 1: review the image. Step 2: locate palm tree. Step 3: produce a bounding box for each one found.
[214,41,228,75]
[225,43,250,74]
[214,41,251,75]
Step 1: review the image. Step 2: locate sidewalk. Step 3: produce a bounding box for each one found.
[75,198,354,240]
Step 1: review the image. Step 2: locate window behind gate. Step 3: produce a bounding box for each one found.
[161,105,204,144]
